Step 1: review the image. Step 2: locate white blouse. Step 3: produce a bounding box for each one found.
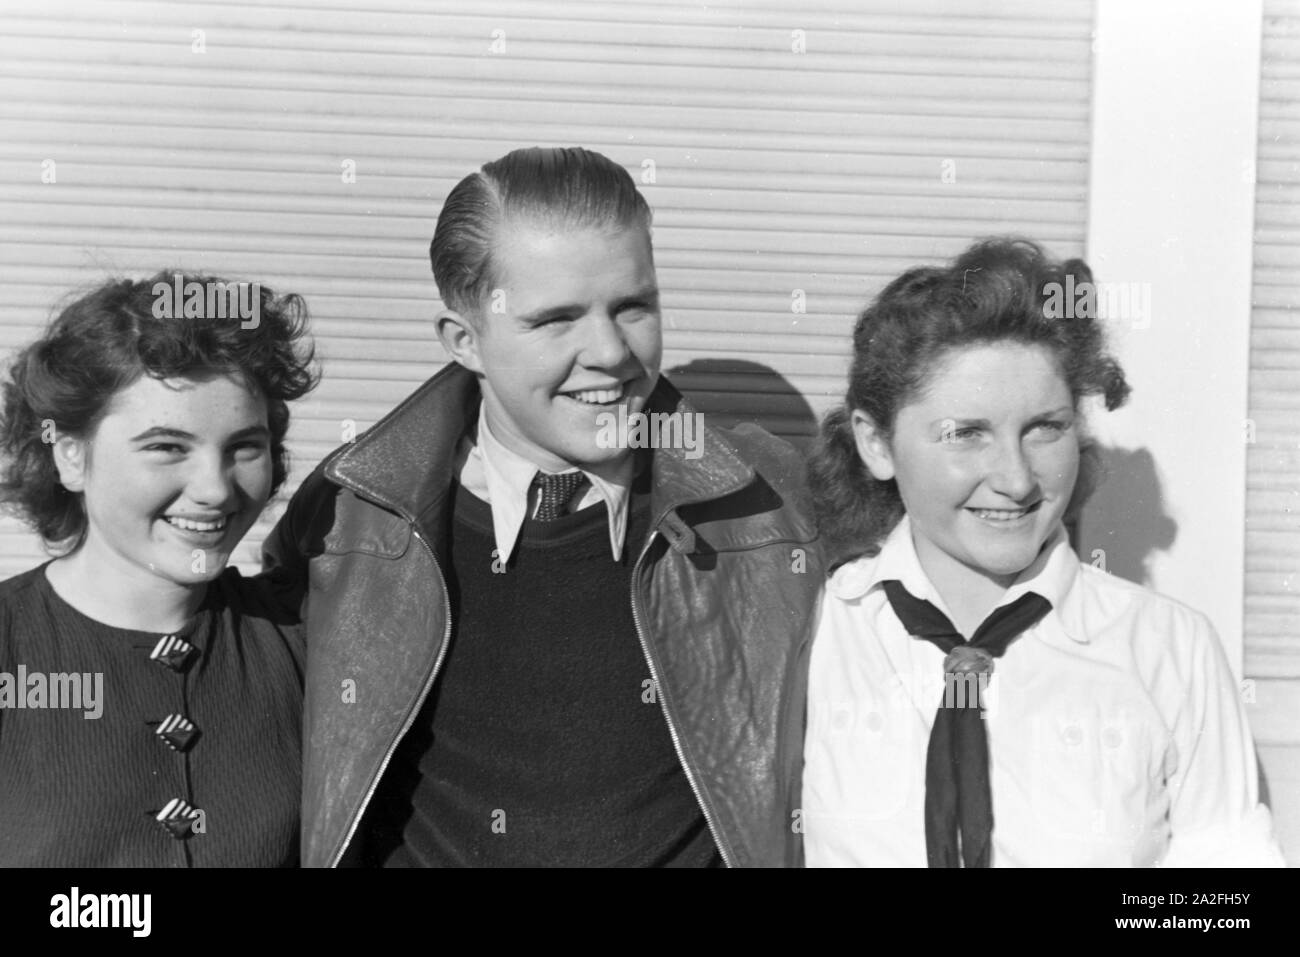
[802,516,1285,867]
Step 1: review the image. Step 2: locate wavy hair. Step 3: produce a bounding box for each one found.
[0,272,318,551]
[808,238,1131,566]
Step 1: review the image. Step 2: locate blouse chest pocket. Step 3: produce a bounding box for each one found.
[1019,697,1165,849]
[805,685,925,824]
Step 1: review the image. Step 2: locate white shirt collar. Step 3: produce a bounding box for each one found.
[455,402,633,563]
[827,514,1087,644]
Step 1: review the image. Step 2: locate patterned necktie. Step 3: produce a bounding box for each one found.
[881,580,1052,868]
[531,470,585,521]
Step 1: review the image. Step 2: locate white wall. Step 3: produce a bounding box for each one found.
[1082,0,1263,676]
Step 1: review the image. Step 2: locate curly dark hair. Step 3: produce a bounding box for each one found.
[0,271,319,551]
[808,238,1131,567]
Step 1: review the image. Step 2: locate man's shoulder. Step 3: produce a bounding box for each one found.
[652,376,804,477]
[714,422,809,499]
[718,421,801,466]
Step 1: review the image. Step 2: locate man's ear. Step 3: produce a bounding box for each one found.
[51,434,88,492]
[850,409,895,481]
[435,308,484,374]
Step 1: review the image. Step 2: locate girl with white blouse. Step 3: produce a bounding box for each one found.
[800,238,1284,867]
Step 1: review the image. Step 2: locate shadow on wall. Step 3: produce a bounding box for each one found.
[666,358,819,451]
[1074,444,1178,586]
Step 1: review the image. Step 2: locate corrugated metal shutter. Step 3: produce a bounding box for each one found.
[0,0,1094,578]
[1247,0,1300,678]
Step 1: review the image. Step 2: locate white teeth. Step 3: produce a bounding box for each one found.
[566,386,623,404]
[972,509,1027,521]
[165,516,227,532]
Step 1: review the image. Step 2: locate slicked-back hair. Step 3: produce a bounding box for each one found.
[429,146,653,317]
[808,237,1131,567]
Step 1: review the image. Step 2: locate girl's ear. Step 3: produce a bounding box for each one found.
[850,409,896,481]
[51,434,88,492]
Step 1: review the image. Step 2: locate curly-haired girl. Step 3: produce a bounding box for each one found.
[0,272,317,866]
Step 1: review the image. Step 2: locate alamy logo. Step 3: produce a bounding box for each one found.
[595,407,704,460]
[0,666,102,719]
[50,887,151,937]
[1042,276,1151,329]
[152,274,260,329]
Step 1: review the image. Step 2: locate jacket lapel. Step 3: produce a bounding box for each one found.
[324,363,476,546]
[641,379,754,524]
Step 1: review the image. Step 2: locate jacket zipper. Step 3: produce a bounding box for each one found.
[326,525,452,868]
[629,528,737,868]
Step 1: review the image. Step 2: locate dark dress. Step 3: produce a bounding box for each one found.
[0,562,304,867]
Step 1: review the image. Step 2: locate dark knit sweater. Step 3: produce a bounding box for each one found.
[363,479,721,867]
[0,563,305,867]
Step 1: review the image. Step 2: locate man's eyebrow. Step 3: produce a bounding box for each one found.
[618,287,659,303]
[516,303,584,326]
[614,288,660,311]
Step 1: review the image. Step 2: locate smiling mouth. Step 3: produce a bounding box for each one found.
[966,502,1042,523]
[163,515,230,533]
[561,382,628,406]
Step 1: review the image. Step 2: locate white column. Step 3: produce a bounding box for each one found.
[1081,0,1263,675]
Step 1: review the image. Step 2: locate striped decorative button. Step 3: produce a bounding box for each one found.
[151,714,200,753]
[149,634,197,673]
[154,798,202,839]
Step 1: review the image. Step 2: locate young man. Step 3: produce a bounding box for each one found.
[264,147,821,867]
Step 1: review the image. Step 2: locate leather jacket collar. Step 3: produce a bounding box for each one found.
[322,363,802,550]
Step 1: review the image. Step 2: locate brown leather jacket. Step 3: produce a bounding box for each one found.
[263,363,821,867]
